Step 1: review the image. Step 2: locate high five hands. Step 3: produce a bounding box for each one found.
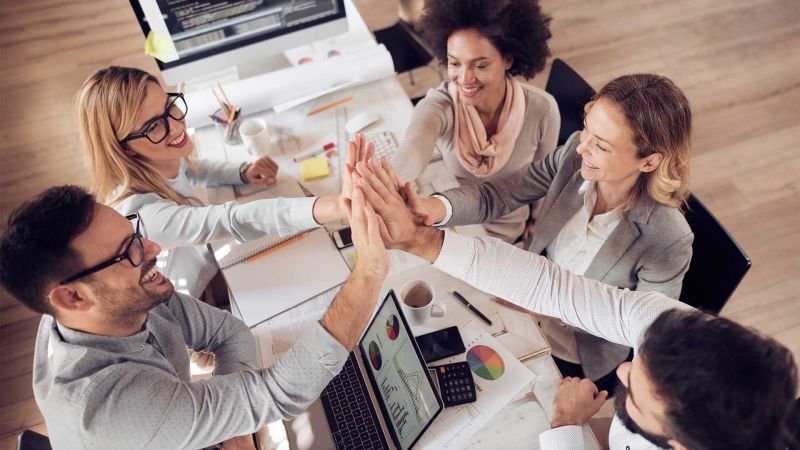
[345,135,445,262]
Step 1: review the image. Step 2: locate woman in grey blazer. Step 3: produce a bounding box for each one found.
[403,74,694,393]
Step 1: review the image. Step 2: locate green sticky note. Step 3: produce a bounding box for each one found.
[145,31,177,63]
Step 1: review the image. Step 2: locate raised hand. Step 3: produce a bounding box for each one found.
[354,157,420,250]
[244,155,278,185]
[340,134,375,212]
[347,178,389,279]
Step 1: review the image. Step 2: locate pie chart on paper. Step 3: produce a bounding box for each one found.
[466,345,505,380]
[368,341,382,370]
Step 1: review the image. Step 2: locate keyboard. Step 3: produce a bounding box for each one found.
[364,130,399,161]
[320,354,389,450]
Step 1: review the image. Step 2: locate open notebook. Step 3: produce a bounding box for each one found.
[212,177,351,327]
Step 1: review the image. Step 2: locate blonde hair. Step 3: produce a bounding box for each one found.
[585,74,692,210]
[77,66,190,206]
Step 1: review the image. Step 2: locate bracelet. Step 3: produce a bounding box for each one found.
[239,162,252,183]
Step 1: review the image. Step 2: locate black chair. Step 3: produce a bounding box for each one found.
[679,194,751,315]
[374,19,443,106]
[17,430,51,450]
[545,58,596,146]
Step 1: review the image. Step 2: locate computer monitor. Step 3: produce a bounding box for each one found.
[128,0,348,85]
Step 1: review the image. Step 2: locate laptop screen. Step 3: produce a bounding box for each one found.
[358,291,443,450]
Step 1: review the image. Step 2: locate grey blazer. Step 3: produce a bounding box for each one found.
[441,131,693,379]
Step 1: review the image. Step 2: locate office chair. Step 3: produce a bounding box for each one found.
[679,194,751,315]
[544,58,596,146]
[16,430,51,450]
[373,19,443,105]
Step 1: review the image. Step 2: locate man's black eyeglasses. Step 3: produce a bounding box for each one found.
[119,93,188,145]
[59,214,145,284]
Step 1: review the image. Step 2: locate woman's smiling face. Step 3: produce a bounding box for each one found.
[124,82,193,169]
[576,98,661,189]
[446,28,512,111]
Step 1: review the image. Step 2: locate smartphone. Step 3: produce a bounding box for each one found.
[332,227,353,249]
[415,326,466,363]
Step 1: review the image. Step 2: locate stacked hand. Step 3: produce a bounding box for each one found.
[343,134,445,263]
[346,177,389,279]
[244,155,279,185]
[340,133,375,216]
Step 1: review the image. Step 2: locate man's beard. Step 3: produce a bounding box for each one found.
[614,383,673,449]
[89,260,174,319]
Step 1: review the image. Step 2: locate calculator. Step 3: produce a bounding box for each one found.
[433,362,477,407]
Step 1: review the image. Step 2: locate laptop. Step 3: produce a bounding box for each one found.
[286,290,443,450]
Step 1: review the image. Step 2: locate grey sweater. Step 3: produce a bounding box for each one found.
[392,81,560,242]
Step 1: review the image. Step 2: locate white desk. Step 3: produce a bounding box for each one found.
[190,3,600,449]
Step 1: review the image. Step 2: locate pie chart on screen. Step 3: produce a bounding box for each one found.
[386,315,400,340]
[466,345,505,380]
[369,341,382,370]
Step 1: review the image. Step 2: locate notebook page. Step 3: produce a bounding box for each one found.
[222,228,351,327]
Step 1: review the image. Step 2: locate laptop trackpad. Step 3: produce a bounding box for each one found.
[285,399,336,450]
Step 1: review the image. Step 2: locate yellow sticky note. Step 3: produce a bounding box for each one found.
[145,31,178,63]
[301,158,331,181]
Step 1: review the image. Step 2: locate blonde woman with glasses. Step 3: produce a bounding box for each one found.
[78,66,371,301]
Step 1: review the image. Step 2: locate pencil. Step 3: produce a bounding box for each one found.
[211,89,230,118]
[216,81,234,111]
[245,234,305,264]
[307,96,353,116]
[224,106,237,140]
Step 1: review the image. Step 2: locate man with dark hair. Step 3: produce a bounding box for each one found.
[354,160,799,450]
[0,184,389,449]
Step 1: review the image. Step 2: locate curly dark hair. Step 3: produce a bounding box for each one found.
[417,0,552,79]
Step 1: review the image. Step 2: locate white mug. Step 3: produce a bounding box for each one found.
[400,280,445,324]
[239,118,271,156]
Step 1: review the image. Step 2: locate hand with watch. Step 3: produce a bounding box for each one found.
[239,156,279,186]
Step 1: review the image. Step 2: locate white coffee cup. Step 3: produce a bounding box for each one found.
[239,118,271,156]
[400,280,445,323]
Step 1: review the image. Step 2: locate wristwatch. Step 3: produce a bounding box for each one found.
[239,162,253,183]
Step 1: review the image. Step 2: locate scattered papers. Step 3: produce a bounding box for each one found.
[417,321,536,449]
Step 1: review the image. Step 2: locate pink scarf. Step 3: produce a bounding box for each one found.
[448,76,526,177]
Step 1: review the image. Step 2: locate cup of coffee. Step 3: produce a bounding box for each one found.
[239,118,271,156]
[400,280,445,323]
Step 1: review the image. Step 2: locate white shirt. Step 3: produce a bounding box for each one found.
[542,181,622,363]
[547,181,622,275]
[114,159,319,298]
[433,231,692,449]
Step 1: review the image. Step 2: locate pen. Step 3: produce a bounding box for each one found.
[293,142,336,162]
[246,234,304,264]
[307,96,353,116]
[452,291,493,326]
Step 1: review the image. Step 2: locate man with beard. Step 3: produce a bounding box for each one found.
[0,184,389,449]
[353,158,799,450]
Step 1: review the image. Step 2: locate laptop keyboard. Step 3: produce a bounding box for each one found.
[320,354,389,450]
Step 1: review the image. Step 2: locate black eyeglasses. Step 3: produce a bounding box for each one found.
[119,93,188,145]
[59,214,145,284]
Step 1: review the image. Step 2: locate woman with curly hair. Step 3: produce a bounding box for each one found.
[391,0,559,243]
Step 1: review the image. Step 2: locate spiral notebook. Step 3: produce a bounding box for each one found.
[212,178,351,327]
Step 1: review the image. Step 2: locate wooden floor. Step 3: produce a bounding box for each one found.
[1,0,798,447]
